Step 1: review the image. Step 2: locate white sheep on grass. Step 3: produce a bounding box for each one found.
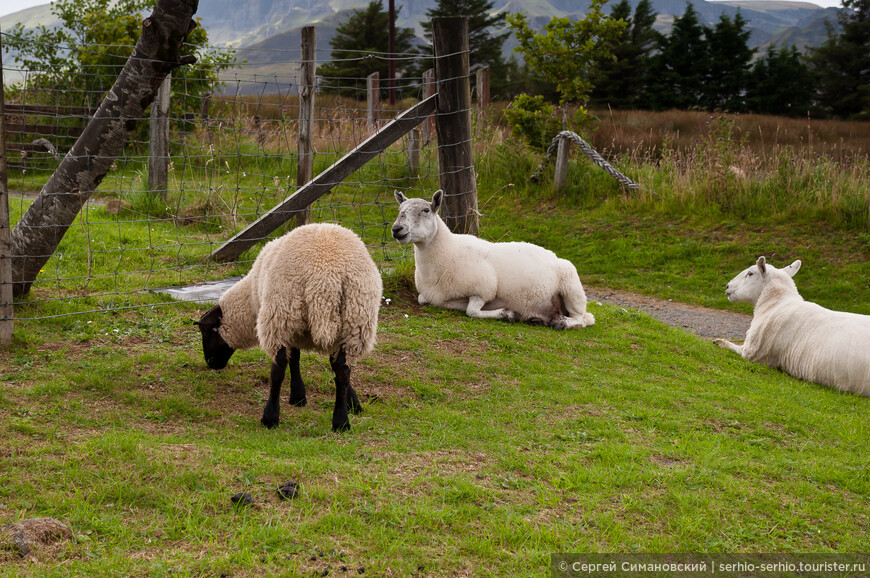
[391,190,595,329]
[195,223,383,431]
[714,256,870,397]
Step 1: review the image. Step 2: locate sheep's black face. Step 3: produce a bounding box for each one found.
[195,305,235,370]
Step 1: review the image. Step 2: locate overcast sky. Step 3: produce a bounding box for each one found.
[0,0,848,20]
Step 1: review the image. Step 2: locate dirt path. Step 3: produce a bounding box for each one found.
[586,287,751,341]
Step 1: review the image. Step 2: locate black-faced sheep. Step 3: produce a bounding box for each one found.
[715,256,870,396]
[195,223,383,431]
[391,190,595,329]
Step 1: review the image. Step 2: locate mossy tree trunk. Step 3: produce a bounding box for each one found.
[9,0,200,297]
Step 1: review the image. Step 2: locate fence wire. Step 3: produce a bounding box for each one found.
[1,32,476,322]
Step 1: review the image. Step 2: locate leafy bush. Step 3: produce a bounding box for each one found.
[503,94,562,151]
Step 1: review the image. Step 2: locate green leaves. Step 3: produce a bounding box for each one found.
[507,0,626,106]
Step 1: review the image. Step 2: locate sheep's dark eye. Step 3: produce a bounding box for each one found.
[747,272,753,277]
[422,208,430,213]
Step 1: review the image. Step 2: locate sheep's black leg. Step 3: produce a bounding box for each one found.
[347,382,363,415]
[287,347,307,407]
[329,347,351,432]
[261,347,287,429]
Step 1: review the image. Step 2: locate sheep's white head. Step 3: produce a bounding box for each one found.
[724,256,801,304]
[391,190,443,245]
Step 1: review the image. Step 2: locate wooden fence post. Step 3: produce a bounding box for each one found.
[432,17,478,235]
[475,65,490,122]
[296,25,316,227]
[148,73,171,199]
[422,68,435,143]
[367,72,380,133]
[554,135,570,192]
[200,94,211,124]
[407,127,420,176]
[0,28,13,345]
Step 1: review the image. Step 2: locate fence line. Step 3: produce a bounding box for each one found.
[0,20,480,332]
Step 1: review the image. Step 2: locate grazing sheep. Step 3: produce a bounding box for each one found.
[714,256,870,397]
[195,223,383,431]
[391,190,595,329]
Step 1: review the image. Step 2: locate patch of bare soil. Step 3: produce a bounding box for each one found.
[586,287,751,341]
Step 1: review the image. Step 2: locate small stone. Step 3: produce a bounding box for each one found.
[0,517,73,557]
[230,492,254,507]
[277,480,299,500]
[357,568,366,575]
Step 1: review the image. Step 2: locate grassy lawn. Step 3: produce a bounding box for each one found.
[2,287,868,575]
[2,195,870,574]
[2,109,869,573]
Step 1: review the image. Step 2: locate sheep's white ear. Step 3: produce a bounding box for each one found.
[784,260,801,277]
[431,190,444,213]
[394,190,408,205]
[756,256,767,275]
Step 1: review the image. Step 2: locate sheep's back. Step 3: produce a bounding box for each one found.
[485,242,565,312]
[252,224,382,362]
[749,299,870,396]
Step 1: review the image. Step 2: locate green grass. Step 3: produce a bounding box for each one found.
[1,292,868,575]
[2,114,870,574]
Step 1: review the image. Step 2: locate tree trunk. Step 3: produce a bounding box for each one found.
[9,0,200,297]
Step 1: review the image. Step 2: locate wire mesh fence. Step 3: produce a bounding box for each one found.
[0,26,478,326]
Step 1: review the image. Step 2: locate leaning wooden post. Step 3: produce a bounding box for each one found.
[367,72,380,133]
[148,73,171,199]
[475,65,490,122]
[296,25,316,227]
[0,28,13,345]
[421,68,435,143]
[432,17,478,235]
[554,134,570,192]
[407,127,420,176]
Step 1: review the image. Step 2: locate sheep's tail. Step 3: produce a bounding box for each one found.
[307,275,346,354]
[308,271,381,363]
[558,260,595,327]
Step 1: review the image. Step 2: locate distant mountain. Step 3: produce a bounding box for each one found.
[0,0,846,84]
[1,0,843,49]
[0,3,56,32]
[193,0,841,49]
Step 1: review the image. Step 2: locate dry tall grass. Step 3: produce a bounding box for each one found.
[588,108,870,163]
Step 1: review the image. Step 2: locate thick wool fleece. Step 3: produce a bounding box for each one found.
[218,223,382,364]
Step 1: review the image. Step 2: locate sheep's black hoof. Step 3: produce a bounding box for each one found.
[347,389,363,415]
[289,396,307,407]
[261,405,280,428]
[332,419,351,432]
[261,417,280,429]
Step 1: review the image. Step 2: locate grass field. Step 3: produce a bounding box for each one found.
[1,107,869,575]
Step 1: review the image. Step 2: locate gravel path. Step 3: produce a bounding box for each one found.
[586,287,751,341]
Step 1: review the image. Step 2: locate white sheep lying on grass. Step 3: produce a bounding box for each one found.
[195,223,383,431]
[714,256,870,397]
[391,190,595,329]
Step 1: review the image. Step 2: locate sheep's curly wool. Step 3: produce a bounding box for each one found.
[218,223,382,364]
